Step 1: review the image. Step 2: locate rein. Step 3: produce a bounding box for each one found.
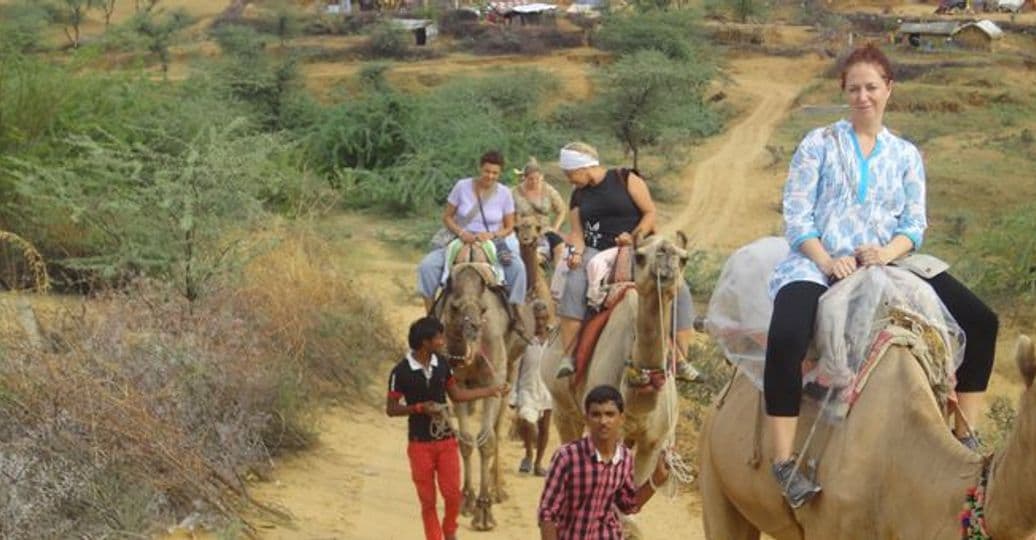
[626,267,678,393]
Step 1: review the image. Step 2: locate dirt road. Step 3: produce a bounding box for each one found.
[663,55,826,251]
[247,54,823,540]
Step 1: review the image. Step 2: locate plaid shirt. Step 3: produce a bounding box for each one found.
[537,437,640,539]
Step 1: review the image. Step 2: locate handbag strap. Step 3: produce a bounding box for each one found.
[474,183,493,233]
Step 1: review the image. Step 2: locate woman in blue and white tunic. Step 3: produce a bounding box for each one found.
[764,44,998,508]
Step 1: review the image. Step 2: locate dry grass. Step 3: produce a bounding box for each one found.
[0,223,395,537]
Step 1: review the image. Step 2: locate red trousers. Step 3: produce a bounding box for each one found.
[407,437,461,540]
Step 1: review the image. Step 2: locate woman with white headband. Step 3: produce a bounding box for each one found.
[554,142,699,381]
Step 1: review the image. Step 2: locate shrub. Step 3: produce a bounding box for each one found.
[0,2,52,53]
[364,21,412,59]
[303,69,563,211]
[593,10,705,61]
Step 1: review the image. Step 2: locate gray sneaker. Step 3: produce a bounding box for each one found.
[772,458,821,509]
[555,356,575,378]
[956,431,982,452]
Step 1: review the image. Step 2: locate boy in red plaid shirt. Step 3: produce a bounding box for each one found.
[537,385,669,540]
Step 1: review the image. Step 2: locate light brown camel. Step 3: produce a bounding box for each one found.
[542,232,690,489]
[515,212,557,325]
[434,261,527,531]
[699,328,1036,540]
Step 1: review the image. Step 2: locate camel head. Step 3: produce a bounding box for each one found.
[515,213,543,247]
[441,265,490,370]
[633,231,690,294]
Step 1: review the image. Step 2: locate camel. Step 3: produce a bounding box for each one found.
[515,212,557,325]
[434,259,528,531]
[699,323,1036,539]
[542,232,690,489]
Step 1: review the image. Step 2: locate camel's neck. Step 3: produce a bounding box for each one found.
[985,390,1036,537]
[632,280,672,370]
[519,242,541,291]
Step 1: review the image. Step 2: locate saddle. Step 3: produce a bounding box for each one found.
[437,242,524,335]
[571,247,636,388]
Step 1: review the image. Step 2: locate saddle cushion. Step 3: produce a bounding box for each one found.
[572,284,635,388]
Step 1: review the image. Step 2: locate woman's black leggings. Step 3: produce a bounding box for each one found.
[764,273,999,416]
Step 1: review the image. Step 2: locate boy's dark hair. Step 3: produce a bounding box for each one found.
[408,316,444,350]
[584,385,624,413]
[480,150,504,167]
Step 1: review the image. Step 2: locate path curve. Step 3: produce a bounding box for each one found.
[663,55,825,251]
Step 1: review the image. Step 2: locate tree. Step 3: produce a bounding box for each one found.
[266,0,302,46]
[592,50,714,169]
[129,8,193,77]
[62,0,99,49]
[725,0,767,23]
[100,0,117,28]
[135,0,161,12]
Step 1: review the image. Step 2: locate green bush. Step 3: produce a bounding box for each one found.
[594,10,705,61]
[0,2,52,53]
[303,69,564,211]
[364,21,412,59]
[210,25,303,130]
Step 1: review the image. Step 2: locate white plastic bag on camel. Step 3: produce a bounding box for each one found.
[707,236,966,394]
[706,237,789,388]
[812,265,965,388]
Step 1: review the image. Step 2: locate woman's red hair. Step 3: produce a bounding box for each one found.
[840,43,894,90]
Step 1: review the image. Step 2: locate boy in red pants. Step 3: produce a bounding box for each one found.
[386,316,507,540]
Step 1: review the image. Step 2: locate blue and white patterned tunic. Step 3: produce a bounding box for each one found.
[769,119,927,298]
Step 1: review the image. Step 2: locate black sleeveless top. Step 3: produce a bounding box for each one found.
[569,169,642,251]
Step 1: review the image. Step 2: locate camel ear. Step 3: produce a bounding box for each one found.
[675,231,689,250]
[1017,335,1035,389]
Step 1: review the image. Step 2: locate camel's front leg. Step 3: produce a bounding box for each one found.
[471,391,501,531]
[454,399,477,517]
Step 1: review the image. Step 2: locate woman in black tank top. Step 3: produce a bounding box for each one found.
[570,168,645,251]
[554,142,699,382]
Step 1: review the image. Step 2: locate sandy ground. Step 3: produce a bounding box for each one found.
[662,54,828,251]
[236,54,823,540]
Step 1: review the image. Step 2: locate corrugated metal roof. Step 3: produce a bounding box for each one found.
[955,19,1005,39]
[898,22,959,35]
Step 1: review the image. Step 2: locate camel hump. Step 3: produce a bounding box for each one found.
[708,237,967,420]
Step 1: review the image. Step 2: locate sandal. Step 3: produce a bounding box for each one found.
[534,465,548,477]
[519,457,532,474]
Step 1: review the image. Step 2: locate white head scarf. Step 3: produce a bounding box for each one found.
[559,148,599,171]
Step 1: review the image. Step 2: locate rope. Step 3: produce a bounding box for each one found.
[788,385,836,491]
[429,403,455,440]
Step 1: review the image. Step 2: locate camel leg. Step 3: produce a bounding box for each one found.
[472,395,500,531]
[455,400,477,517]
[700,442,760,540]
